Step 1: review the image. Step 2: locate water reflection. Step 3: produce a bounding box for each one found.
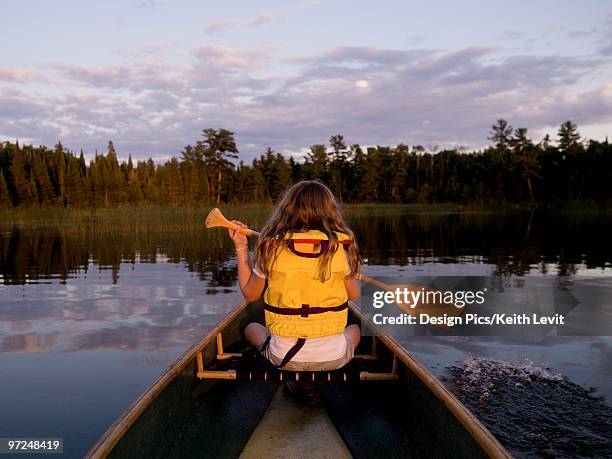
[2,210,612,285]
[0,263,242,354]
[0,226,238,286]
[0,261,244,457]
[349,210,612,277]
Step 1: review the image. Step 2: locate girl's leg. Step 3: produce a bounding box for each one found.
[345,324,361,351]
[244,322,269,348]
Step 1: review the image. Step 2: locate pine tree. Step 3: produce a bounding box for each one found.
[350,144,366,201]
[236,162,265,202]
[329,135,347,162]
[328,134,349,200]
[360,147,382,202]
[99,141,127,205]
[558,120,581,151]
[199,128,239,204]
[539,134,552,149]
[32,154,55,205]
[78,149,87,176]
[0,169,12,208]
[65,158,85,208]
[390,144,409,203]
[304,144,328,181]
[9,149,31,206]
[288,156,302,183]
[27,173,38,206]
[488,119,513,151]
[54,142,66,206]
[128,168,144,203]
[511,128,539,203]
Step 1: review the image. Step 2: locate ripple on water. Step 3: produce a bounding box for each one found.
[446,357,612,459]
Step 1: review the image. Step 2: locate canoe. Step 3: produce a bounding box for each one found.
[87,300,512,458]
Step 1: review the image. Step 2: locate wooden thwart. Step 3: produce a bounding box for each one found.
[198,369,238,380]
[196,335,397,382]
[354,336,378,360]
[216,333,242,360]
[196,368,398,381]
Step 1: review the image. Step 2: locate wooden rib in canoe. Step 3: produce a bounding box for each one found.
[86,299,512,459]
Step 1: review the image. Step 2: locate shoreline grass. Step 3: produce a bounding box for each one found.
[0,201,610,227]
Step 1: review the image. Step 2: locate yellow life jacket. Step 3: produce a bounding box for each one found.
[263,230,350,339]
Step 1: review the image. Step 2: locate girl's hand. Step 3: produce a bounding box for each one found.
[228,220,249,250]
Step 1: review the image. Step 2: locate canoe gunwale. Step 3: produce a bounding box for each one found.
[348,302,512,459]
[85,300,250,459]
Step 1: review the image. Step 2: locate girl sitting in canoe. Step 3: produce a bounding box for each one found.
[228,180,361,378]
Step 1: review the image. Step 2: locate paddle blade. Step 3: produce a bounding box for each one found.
[204,208,260,237]
[205,207,231,229]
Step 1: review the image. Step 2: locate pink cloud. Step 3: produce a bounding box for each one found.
[0,68,45,82]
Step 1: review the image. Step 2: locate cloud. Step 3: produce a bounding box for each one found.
[567,28,598,39]
[495,30,524,41]
[406,35,429,45]
[286,46,430,67]
[600,14,612,55]
[0,68,45,82]
[191,44,272,72]
[204,12,277,34]
[112,42,178,58]
[1,40,611,161]
[54,61,185,92]
[203,1,319,34]
[133,0,158,8]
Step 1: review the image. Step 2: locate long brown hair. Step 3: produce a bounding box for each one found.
[254,180,360,281]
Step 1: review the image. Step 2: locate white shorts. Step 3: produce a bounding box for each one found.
[260,330,355,371]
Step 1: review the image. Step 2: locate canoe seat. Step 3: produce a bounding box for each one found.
[196,334,398,382]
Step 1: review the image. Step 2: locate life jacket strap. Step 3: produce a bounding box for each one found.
[290,238,350,245]
[257,333,306,369]
[264,301,348,318]
[277,338,306,369]
[286,239,329,258]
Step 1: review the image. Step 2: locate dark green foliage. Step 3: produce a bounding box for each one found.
[488,119,514,151]
[557,120,581,151]
[198,128,239,204]
[304,144,329,182]
[0,170,10,208]
[0,119,610,208]
[253,148,292,201]
[328,134,350,201]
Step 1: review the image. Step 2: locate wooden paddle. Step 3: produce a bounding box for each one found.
[205,207,465,327]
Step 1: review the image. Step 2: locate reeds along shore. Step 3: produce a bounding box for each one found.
[1,120,611,209]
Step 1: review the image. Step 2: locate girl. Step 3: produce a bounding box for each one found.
[228,180,361,373]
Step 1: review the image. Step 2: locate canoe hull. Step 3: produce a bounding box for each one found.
[88,300,510,459]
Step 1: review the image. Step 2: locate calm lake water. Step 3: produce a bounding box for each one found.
[1,207,611,458]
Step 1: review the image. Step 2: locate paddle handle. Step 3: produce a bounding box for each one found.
[230,224,260,237]
[357,274,394,291]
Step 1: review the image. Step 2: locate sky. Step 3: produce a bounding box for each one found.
[1,0,611,162]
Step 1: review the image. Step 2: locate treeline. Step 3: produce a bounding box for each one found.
[0,120,611,208]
